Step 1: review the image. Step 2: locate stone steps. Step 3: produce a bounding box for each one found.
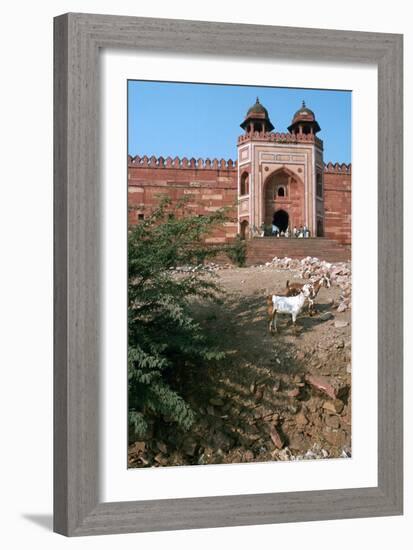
[245,237,351,265]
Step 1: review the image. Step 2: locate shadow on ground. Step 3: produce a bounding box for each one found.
[22,514,53,531]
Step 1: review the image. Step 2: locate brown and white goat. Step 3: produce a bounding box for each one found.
[285,274,331,315]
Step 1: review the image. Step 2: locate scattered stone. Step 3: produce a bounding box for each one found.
[287,387,300,398]
[212,432,233,451]
[318,341,330,350]
[337,302,348,313]
[182,439,198,457]
[320,312,333,321]
[306,373,338,400]
[275,447,293,461]
[230,406,241,417]
[255,386,264,402]
[243,424,261,441]
[307,397,323,412]
[295,411,308,426]
[130,441,146,454]
[268,424,284,449]
[289,433,307,451]
[309,374,349,401]
[263,412,278,422]
[323,428,346,447]
[209,397,224,407]
[154,441,167,454]
[334,320,349,329]
[340,413,351,426]
[304,449,318,460]
[154,453,167,465]
[244,450,255,462]
[272,379,281,393]
[322,399,344,414]
[325,415,340,429]
[341,447,352,458]
[197,453,208,465]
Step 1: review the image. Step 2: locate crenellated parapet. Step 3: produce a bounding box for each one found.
[323,162,351,175]
[128,155,237,170]
[237,131,323,149]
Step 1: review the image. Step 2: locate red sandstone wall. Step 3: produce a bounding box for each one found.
[323,164,351,246]
[127,156,352,247]
[128,156,238,244]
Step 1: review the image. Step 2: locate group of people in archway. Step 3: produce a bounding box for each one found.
[251,222,310,238]
[270,223,310,238]
[247,208,312,239]
[269,209,310,238]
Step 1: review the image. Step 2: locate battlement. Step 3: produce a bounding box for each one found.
[128,155,237,170]
[127,155,350,174]
[323,162,351,175]
[237,131,323,149]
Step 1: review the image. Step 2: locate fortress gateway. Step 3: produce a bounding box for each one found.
[128,99,351,255]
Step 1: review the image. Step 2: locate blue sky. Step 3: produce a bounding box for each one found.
[128,81,351,163]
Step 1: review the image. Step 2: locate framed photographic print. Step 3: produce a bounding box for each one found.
[54,13,403,536]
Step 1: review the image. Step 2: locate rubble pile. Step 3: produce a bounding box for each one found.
[171,262,224,273]
[129,362,351,468]
[329,264,352,313]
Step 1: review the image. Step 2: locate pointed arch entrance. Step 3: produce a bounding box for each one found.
[263,167,303,231]
[272,209,289,232]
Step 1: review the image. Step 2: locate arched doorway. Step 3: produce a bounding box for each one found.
[272,209,289,232]
[264,168,300,228]
[240,220,249,240]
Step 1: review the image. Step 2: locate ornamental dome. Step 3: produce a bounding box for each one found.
[246,97,270,118]
[240,97,274,133]
[288,101,320,135]
[291,101,316,124]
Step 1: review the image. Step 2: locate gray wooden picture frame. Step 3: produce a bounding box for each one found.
[54,13,403,536]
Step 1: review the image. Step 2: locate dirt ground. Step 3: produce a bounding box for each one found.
[128,263,351,468]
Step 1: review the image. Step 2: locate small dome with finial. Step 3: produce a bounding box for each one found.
[291,100,316,124]
[288,100,320,135]
[246,97,270,117]
[240,97,274,133]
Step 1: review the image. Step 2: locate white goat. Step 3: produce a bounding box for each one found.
[267,284,313,333]
[286,273,331,316]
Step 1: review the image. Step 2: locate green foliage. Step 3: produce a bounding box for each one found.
[128,197,229,439]
[226,234,247,267]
